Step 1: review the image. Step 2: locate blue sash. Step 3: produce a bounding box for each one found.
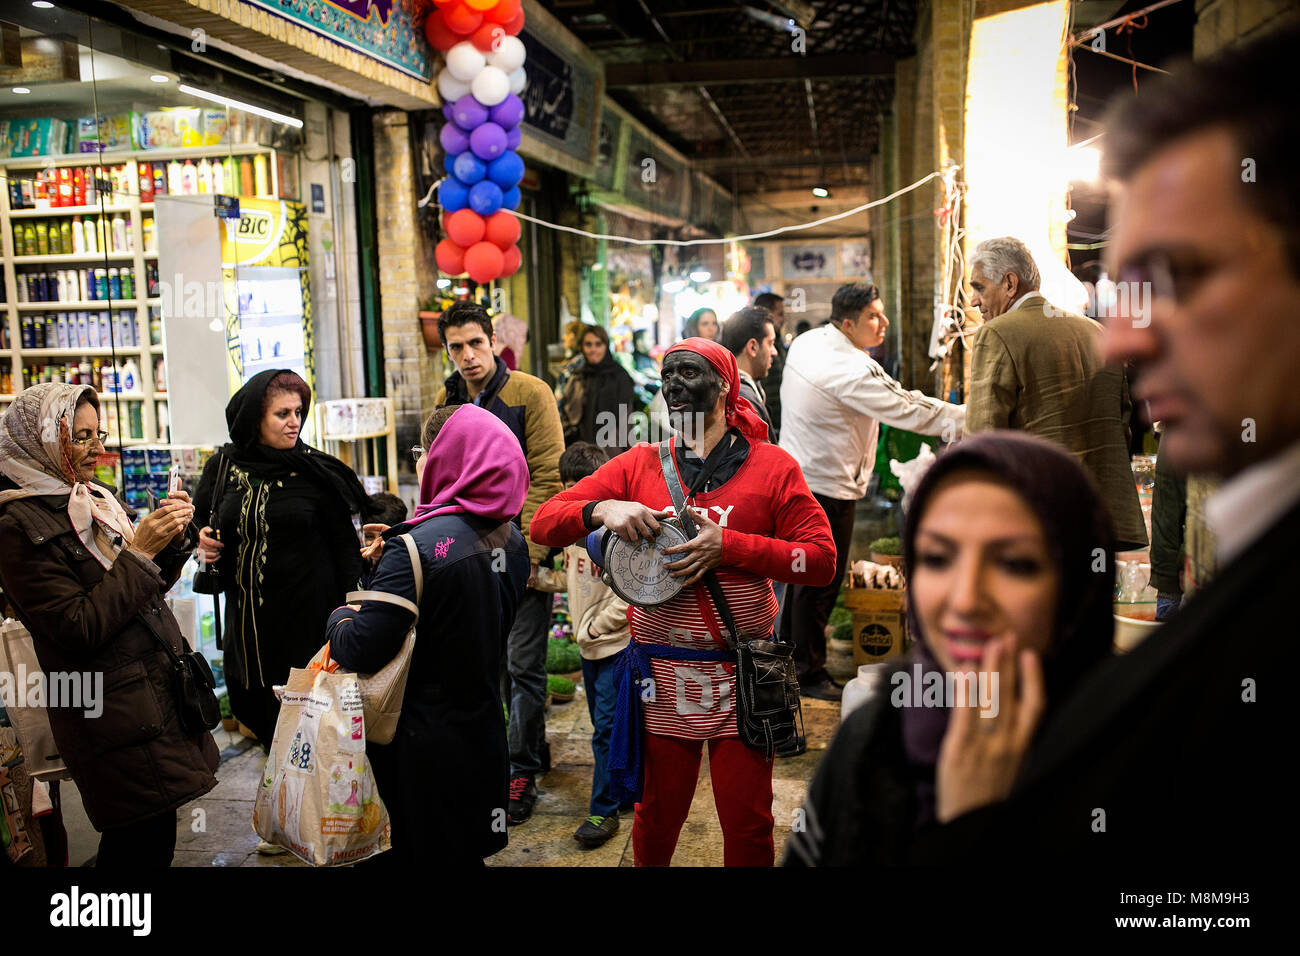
[607,639,737,805]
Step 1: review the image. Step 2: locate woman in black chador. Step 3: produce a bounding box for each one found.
[194,369,371,746]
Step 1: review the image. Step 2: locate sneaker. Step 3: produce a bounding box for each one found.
[799,678,843,702]
[574,813,619,847]
[507,775,538,825]
[256,840,286,856]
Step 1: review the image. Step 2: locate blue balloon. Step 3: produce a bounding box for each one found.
[502,186,521,210]
[443,152,457,175]
[453,151,488,185]
[487,151,525,190]
[468,180,504,216]
[439,177,470,212]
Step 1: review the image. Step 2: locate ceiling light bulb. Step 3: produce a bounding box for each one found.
[33,2,56,9]
[150,74,170,83]
[12,87,31,95]
[811,185,830,199]
[690,270,711,283]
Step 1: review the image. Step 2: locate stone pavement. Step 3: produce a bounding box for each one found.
[167,640,858,868]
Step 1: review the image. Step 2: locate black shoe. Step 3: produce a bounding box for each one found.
[573,813,619,848]
[507,775,538,825]
[799,678,843,702]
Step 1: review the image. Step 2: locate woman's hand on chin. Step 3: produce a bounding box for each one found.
[934,636,1045,824]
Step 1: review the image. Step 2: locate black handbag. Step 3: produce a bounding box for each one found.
[657,439,806,760]
[144,614,221,736]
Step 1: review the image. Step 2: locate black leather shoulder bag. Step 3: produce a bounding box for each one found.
[657,439,806,760]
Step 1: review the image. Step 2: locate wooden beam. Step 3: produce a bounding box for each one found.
[606,54,897,87]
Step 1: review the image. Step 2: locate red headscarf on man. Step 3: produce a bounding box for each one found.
[664,337,769,443]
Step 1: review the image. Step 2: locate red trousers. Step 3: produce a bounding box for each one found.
[633,732,774,867]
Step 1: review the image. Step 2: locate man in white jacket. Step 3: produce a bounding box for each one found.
[779,283,965,699]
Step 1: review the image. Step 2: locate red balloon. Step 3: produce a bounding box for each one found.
[465,242,505,283]
[469,20,505,52]
[483,210,521,249]
[433,0,458,6]
[424,10,459,51]
[502,8,524,35]
[443,2,484,35]
[501,243,522,277]
[435,238,467,276]
[486,0,521,26]
[443,208,486,246]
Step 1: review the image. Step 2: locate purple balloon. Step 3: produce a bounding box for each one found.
[452,94,489,131]
[489,94,525,130]
[442,103,456,124]
[440,123,471,155]
[470,122,508,161]
[505,126,522,150]
[487,151,525,190]
[453,151,488,185]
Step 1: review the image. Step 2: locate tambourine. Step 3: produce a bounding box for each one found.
[589,518,690,608]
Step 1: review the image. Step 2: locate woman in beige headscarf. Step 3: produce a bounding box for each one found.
[0,383,218,867]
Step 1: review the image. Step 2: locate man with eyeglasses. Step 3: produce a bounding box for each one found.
[918,26,1298,867]
[965,236,1148,552]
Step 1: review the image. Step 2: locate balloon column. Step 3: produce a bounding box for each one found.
[426,0,527,285]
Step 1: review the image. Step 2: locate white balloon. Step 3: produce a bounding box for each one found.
[437,68,471,102]
[508,67,527,96]
[471,66,511,107]
[487,35,526,74]
[445,41,487,83]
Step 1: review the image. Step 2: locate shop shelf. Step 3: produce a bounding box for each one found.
[19,347,144,358]
[0,144,275,170]
[16,300,143,309]
[99,391,146,400]
[8,205,134,218]
[12,252,134,264]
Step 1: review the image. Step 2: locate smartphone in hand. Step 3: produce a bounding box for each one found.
[168,464,183,494]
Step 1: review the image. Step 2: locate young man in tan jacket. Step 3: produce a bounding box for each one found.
[535,442,630,848]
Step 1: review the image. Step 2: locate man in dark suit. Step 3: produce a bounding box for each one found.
[919,26,1298,865]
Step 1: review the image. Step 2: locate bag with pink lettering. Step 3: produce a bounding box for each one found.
[252,665,390,866]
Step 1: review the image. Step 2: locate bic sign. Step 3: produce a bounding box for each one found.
[220,202,285,267]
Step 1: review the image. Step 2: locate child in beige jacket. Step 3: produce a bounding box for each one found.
[534,443,630,848]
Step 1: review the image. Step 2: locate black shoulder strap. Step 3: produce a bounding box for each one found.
[658,439,742,648]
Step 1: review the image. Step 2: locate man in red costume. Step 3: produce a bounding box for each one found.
[530,338,836,866]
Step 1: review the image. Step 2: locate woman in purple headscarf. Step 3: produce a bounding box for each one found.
[327,404,532,866]
[783,432,1116,865]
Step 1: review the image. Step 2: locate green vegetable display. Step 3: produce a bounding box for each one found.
[868,536,902,556]
[831,621,854,643]
[828,606,852,629]
[546,637,582,674]
[548,675,576,696]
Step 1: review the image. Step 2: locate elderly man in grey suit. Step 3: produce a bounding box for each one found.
[966,236,1148,551]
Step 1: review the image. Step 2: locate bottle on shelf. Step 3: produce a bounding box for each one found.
[111,215,127,253]
[153,166,167,197]
[82,217,97,255]
[35,222,49,256]
[139,162,154,202]
[240,156,254,196]
[167,160,183,196]
[253,154,269,197]
[197,158,213,194]
[211,157,226,194]
[71,217,85,254]
[73,167,86,206]
[121,359,140,393]
[181,159,198,195]
[142,216,156,253]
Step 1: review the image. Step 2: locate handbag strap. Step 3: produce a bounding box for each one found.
[658,439,742,649]
[346,533,423,622]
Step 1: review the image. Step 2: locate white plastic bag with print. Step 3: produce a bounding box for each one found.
[252,665,390,866]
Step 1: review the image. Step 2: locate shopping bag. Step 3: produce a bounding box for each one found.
[311,533,423,745]
[0,619,71,782]
[252,665,390,866]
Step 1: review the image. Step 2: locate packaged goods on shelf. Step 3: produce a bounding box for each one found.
[4,118,70,158]
[76,112,139,152]
[138,108,203,149]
